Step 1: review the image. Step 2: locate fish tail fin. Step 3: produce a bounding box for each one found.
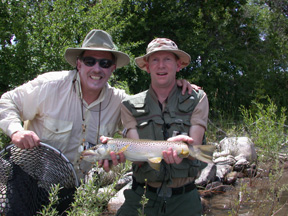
[189,145,215,163]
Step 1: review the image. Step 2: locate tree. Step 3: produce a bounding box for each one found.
[0,0,287,117]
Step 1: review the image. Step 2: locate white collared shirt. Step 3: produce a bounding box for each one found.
[0,70,127,179]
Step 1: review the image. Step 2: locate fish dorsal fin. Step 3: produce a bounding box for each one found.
[148,157,162,171]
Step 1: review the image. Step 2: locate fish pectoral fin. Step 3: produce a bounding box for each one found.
[148,157,162,171]
[117,144,130,154]
[179,149,189,158]
[148,157,162,163]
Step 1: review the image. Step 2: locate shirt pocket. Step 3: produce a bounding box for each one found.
[42,117,73,144]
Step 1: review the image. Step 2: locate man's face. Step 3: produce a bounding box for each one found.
[77,50,116,95]
[146,51,181,88]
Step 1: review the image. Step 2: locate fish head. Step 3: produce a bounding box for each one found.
[80,144,111,162]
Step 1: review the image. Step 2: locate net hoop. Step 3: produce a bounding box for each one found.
[0,142,79,214]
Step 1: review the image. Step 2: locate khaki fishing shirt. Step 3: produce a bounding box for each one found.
[0,70,127,180]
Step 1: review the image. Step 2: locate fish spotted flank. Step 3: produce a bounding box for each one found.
[81,138,215,171]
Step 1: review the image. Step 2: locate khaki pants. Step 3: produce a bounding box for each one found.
[116,186,202,216]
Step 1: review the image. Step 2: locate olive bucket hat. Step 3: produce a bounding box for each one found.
[64,29,130,69]
[135,38,191,71]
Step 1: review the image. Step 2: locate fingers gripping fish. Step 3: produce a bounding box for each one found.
[81,138,215,171]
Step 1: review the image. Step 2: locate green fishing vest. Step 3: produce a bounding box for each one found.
[122,85,207,185]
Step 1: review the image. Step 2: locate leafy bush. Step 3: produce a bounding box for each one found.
[240,97,287,160]
[0,129,11,150]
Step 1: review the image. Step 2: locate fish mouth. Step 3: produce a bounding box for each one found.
[81,150,95,157]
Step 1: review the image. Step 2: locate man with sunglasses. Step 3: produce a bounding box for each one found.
[0,30,196,184]
[0,30,130,181]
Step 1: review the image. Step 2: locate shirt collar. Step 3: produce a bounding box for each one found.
[148,83,178,102]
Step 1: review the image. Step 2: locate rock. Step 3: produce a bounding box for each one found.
[195,163,216,186]
[224,171,238,185]
[206,181,223,190]
[243,167,257,178]
[114,172,132,190]
[216,164,233,180]
[237,172,245,178]
[216,137,257,163]
[213,155,236,165]
[234,158,250,172]
[200,181,223,197]
[108,181,132,214]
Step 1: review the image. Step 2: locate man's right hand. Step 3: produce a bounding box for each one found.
[11,130,40,149]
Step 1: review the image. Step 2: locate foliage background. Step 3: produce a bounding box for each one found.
[1,0,287,119]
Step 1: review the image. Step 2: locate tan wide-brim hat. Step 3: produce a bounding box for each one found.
[64,29,130,69]
[135,38,191,71]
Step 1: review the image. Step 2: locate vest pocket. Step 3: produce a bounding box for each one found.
[132,162,170,183]
[137,119,164,140]
[171,159,204,178]
[178,94,198,113]
[168,120,191,136]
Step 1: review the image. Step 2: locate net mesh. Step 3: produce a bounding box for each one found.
[0,143,79,215]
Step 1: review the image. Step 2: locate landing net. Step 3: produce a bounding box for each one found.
[0,143,79,215]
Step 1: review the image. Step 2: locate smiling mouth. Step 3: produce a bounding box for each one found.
[157,72,168,76]
[91,75,101,80]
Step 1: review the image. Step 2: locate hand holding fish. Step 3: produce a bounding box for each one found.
[162,147,182,164]
[163,135,194,164]
[167,134,194,144]
[97,136,126,172]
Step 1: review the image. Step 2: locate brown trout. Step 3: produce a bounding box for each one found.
[81,138,215,171]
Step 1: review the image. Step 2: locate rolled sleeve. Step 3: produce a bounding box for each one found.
[0,76,42,137]
[190,92,209,130]
[0,92,25,137]
[120,103,137,130]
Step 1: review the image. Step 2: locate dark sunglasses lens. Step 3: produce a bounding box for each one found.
[83,57,96,67]
[82,57,113,68]
[99,59,113,68]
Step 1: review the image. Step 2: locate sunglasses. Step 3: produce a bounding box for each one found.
[81,56,115,68]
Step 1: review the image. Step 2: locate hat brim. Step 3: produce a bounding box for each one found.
[135,50,191,71]
[64,48,130,69]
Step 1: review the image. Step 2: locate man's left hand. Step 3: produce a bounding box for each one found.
[163,135,195,164]
[162,147,182,164]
